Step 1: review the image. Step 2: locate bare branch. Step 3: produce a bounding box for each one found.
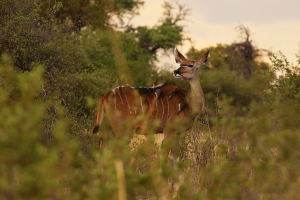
[107,14,136,30]
[160,0,192,26]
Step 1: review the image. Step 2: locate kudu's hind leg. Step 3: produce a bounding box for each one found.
[99,129,114,150]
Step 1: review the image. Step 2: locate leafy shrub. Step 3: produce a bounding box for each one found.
[0,0,116,153]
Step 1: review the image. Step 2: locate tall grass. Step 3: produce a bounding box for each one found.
[1,38,300,199]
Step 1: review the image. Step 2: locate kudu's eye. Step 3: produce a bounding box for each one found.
[188,64,193,68]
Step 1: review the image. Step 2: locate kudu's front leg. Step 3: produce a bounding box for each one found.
[161,132,180,169]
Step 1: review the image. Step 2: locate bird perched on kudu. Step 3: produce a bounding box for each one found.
[152,80,157,87]
[168,87,178,101]
[153,80,162,101]
[177,100,186,115]
[155,88,162,101]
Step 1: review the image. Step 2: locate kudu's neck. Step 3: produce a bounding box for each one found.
[188,69,205,115]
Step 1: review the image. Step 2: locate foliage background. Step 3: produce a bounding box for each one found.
[1,0,300,199]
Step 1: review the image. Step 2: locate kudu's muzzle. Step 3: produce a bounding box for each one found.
[174,70,180,76]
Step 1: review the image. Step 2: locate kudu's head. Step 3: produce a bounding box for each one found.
[173,47,210,80]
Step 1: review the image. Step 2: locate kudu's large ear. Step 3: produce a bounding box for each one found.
[196,49,210,66]
[174,47,187,64]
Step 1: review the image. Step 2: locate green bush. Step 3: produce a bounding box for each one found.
[0,0,117,154]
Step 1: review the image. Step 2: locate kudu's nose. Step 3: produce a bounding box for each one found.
[174,70,179,75]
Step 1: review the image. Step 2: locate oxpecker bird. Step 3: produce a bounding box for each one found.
[152,80,157,88]
[177,100,186,115]
[155,88,162,101]
[168,88,178,101]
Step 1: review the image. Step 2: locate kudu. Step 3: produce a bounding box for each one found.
[92,47,209,166]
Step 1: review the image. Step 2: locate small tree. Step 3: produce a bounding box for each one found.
[186,25,269,80]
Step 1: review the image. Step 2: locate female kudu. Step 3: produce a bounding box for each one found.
[92,47,209,166]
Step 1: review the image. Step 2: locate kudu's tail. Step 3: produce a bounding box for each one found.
[91,92,112,134]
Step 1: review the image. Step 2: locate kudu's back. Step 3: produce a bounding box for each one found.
[92,83,190,135]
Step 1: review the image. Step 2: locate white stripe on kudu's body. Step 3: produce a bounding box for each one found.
[117,87,124,105]
[160,97,164,121]
[92,47,210,168]
[139,95,144,114]
[160,89,169,118]
[121,87,132,116]
[145,96,152,118]
[146,87,158,118]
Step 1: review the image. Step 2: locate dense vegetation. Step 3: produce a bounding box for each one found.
[1,0,300,199]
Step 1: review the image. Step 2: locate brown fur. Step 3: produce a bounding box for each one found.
[92,83,191,135]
